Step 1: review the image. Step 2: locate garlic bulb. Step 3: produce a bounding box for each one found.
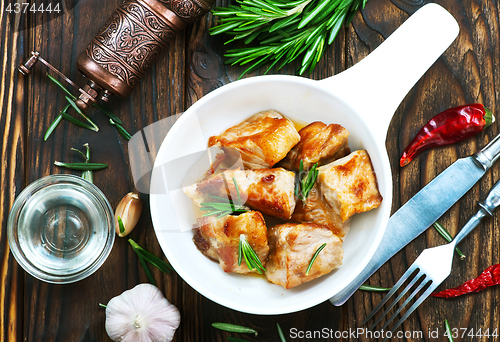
[115,192,143,237]
[105,284,180,342]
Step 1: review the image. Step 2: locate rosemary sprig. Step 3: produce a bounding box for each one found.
[295,160,318,202]
[238,234,266,274]
[433,221,465,260]
[212,322,258,336]
[210,0,367,77]
[45,73,130,139]
[200,177,250,218]
[306,242,326,275]
[71,143,93,183]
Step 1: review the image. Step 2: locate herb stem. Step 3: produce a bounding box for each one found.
[128,239,174,273]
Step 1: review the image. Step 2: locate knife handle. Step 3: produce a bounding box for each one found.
[473,133,500,170]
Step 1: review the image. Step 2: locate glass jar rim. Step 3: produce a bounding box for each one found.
[7,174,115,284]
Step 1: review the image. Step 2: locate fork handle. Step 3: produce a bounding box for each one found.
[453,178,500,245]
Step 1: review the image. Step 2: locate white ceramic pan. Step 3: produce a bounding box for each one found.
[150,4,459,314]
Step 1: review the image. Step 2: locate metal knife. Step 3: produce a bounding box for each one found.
[330,133,500,306]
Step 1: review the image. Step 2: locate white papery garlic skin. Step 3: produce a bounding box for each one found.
[105,283,180,342]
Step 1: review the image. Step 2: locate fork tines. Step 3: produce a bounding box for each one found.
[362,265,436,337]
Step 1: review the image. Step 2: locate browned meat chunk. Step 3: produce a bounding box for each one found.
[183,168,296,220]
[208,110,300,169]
[318,150,383,222]
[193,211,269,274]
[291,184,351,239]
[280,121,350,171]
[265,223,343,289]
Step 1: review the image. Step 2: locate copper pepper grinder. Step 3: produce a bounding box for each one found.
[20,0,214,110]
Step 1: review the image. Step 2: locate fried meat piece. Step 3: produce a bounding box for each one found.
[193,211,269,274]
[318,150,382,222]
[291,184,350,239]
[265,223,343,289]
[208,110,300,169]
[280,121,350,170]
[184,168,296,220]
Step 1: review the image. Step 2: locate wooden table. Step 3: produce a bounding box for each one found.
[1,0,499,341]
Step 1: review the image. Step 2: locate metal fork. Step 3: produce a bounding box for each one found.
[363,178,500,337]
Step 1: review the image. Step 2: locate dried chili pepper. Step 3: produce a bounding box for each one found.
[431,263,500,298]
[400,104,494,167]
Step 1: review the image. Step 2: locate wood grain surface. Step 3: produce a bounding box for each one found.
[1,0,499,341]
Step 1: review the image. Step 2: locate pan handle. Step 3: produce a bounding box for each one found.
[319,3,459,146]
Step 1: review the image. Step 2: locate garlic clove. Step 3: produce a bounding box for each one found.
[115,192,143,237]
[105,283,181,342]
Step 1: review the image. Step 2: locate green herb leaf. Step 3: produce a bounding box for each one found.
[45,103,71,141]
[444,319,454,342]
[227,337,251,342]
[212,322,258,336]
[277,322,287,342]
[359,284,391,292]
[238,234,266,274]
[118,216,126,235]
[306,242,326,275]
[65,96,99,132]
[138,253,157,286]
[61,112,98,132]
[210,0,367,77]
[54,161,109,171]
[46,74,77,100]
[109,119,132,140]
[296,160,318,202]
[201,177,250,218]
[93,103,123,124]
[433,221,465,260]
[128,239,174,273]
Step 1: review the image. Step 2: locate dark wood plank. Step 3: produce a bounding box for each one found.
[0,2,27,340]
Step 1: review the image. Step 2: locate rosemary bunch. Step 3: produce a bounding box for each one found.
[200,177,250,218]
[210,0,367,76]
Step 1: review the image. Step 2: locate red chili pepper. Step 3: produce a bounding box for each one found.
[431,263,500,298]
[400,104,494,167]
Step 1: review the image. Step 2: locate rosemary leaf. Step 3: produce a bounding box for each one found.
[93,103,123,124]
[109,119,132,140]
[306,243,326,275]
[433,222,465,260]
[44,103,71,141]
[46,74,76,100]
[444,319,454,342]
[277,323,287,342]
[227,337,251,342]
[61,112,98,132]
[238,234,266,274]
[54,161,109,171]
[138,253,157,286]
[128,239,174,273]
[359,284,391,292]
[65,96,99,132]
[212,322,258,336]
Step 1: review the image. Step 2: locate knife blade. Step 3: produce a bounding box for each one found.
[330,133,500,306]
